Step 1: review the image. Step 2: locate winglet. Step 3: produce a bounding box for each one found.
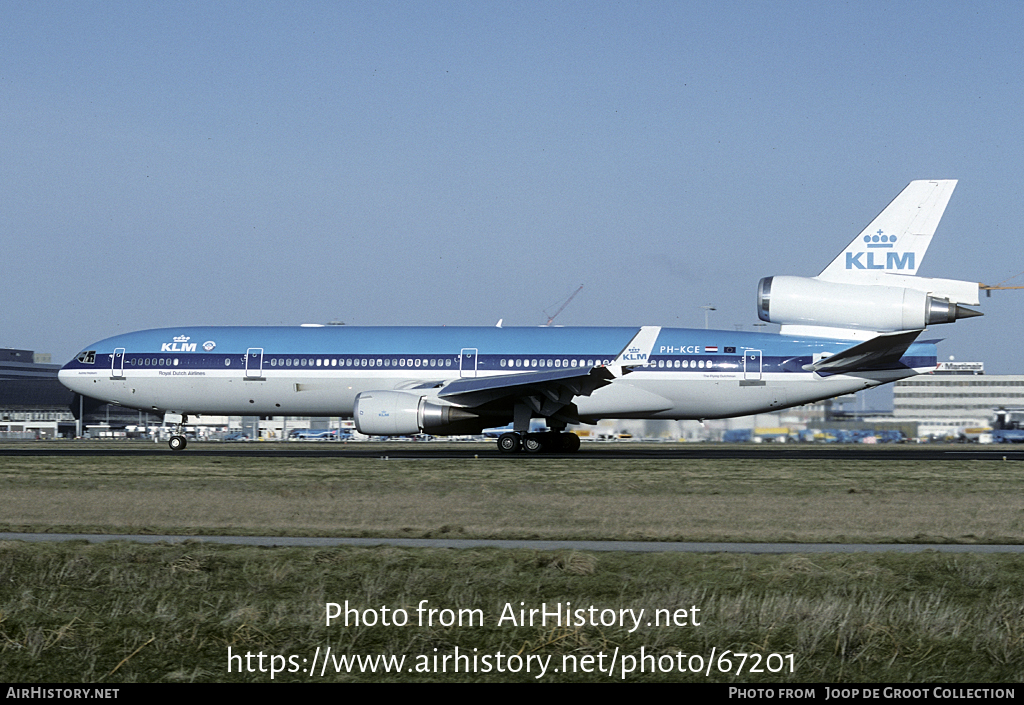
[605,326,661,377]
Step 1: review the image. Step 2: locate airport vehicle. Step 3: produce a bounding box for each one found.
[59,180,982,453]
[992,410,1024,443]
[288,428,349,441]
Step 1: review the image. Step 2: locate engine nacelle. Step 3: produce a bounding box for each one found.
[354,390,484,436]
[757,276,981,332]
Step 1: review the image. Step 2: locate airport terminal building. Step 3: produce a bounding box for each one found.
[892,361,1024,437]
[0,348,154,438]
[0,348,70,438]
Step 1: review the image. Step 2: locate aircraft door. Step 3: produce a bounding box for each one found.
[245,348,264,380]
[743,349,762,380]
[111,348,125,379]
[460,348,478,378]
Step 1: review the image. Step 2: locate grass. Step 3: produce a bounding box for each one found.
[2,443,1023,682]
[1,446,1023,543]
[2,540,1023,682]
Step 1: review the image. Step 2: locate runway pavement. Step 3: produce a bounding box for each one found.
[3,532,1023,553]
[1,441,1023,460]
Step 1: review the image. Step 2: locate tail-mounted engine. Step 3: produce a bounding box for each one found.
[354,390,485,436]
[757,276,982,332]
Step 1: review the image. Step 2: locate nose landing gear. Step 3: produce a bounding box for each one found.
[164,412,189,451]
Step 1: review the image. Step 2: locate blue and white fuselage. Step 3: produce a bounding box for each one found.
[57,324,935,419]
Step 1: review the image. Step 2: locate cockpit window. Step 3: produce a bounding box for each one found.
[76,351,96,364]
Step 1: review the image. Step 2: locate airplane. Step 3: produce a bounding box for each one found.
[59,180,982,453]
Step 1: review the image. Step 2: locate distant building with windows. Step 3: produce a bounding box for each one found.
[0,348,70,437]
[0,348,59,378]
[892,361,1024,437]
[0,348,156,438]
[894,362,1024,417]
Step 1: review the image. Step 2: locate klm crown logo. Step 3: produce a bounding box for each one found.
[864,231,897,248]
[846,230,914,271]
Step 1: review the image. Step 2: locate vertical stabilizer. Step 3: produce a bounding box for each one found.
[818,180,957,283]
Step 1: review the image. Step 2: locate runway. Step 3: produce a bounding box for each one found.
[2,441,1023,461]
[3,532,1024,553]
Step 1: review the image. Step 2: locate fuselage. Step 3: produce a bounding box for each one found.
[58,325,936,424]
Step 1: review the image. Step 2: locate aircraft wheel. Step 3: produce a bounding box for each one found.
[558,433,581,452]
[497,432,521,453]
[522,435,545,453]
[169,435,188,451]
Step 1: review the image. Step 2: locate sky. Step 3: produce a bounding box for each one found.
[3,1,1023,377]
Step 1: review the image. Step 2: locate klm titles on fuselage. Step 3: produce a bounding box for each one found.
[161,342,197,352]
[159,336,215,353]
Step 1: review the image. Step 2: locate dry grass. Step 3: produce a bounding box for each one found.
[0,450,1022,543]
[2,541,1023,682]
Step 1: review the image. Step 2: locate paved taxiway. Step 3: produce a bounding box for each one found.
[1,443,1023,461]
[3,533,1023,553]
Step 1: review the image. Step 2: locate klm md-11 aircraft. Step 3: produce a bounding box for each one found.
[59,180,981,453]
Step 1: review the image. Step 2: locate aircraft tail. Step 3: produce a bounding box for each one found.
[759,179,981,339]
[818,180,957,283]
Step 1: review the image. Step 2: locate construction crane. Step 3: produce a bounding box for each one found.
[980,270,1024,297]
[543,285,584,326]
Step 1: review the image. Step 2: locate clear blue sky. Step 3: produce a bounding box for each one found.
[3,1,1022,372]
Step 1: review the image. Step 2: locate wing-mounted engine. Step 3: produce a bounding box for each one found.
[354,390,486,436]
[756,276,982,334]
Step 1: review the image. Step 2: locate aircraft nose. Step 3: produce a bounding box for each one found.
[57,364,75,390]
[58,358,89,395]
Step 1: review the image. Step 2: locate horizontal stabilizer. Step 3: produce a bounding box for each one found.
[806,329,924,376]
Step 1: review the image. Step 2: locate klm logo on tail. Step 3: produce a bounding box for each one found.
[818,180,957,284]
[845,231,914,271]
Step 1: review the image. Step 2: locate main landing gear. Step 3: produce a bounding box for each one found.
[169,434,187,451]
[497,431,581,454]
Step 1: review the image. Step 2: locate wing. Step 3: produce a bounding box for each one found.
[439,365,615,413]
[437,326,661,422]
